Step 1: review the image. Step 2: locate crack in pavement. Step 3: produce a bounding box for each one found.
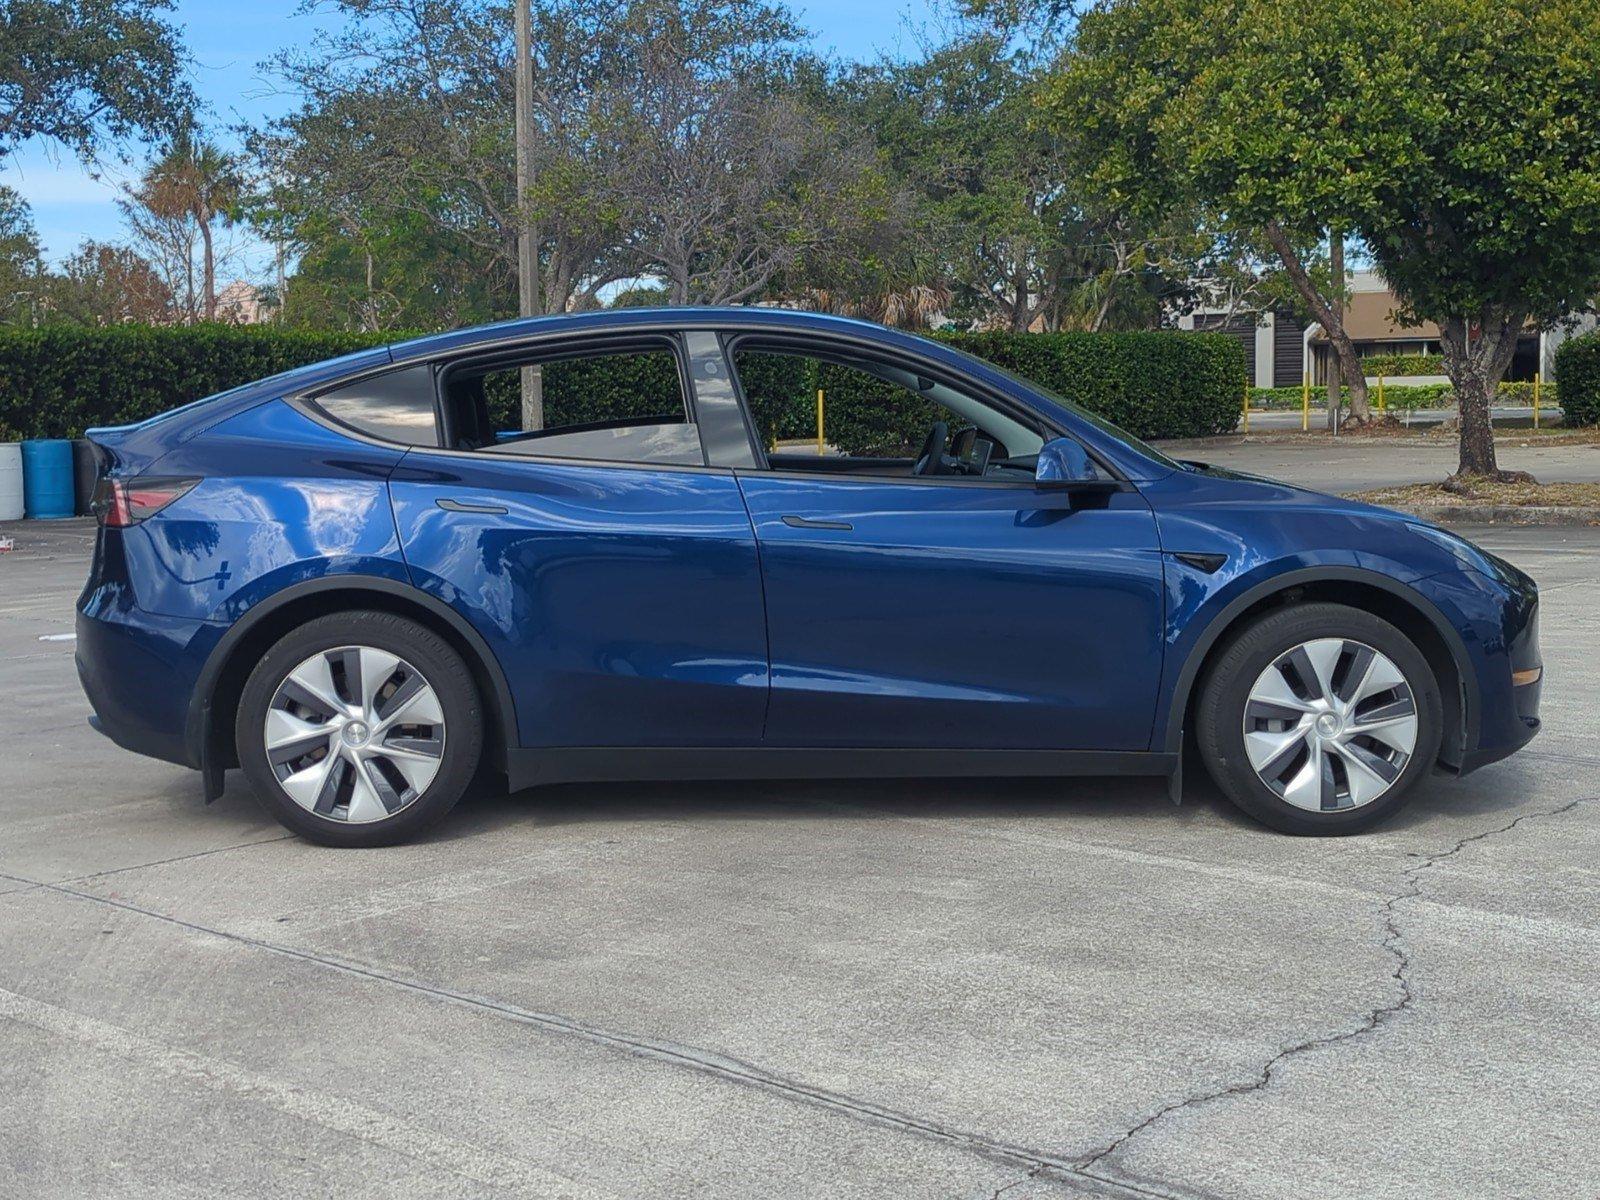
[1072,795,1597,1187]
[22,796,1594,1200]
[983,1164,1046,1200]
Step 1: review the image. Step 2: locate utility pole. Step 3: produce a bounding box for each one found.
[514,0,544,429]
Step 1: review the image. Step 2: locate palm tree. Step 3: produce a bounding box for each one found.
[139,128,242,321]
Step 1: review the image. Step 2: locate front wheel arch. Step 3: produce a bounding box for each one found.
[1164,568,1474,772]
[188,576,517,785]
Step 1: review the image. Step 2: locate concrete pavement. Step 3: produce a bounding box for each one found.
[2,518,1597,1199]
[1241,404,1557,431]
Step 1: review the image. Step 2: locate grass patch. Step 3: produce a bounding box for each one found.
[1213,424,1600,446]
[1351,478,1600,508]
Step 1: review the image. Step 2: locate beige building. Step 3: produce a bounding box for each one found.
[215,281,275,325]
[1179,270,1596,387]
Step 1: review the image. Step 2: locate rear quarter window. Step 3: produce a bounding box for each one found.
[311,365,440,447]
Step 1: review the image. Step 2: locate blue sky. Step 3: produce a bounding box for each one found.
[2,0,939,268]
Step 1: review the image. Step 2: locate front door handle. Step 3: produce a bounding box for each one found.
[436,498,509,515]
[781,515,853,531]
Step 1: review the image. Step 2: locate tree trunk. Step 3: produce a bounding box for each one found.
[1324,231,1344,429]
[1440,312,1523,478]
[1012,270,1030,333]
[362,248,377,332]
[199,205,216,322]
[1262,221,1371,425]
[275,240,286,318]
[1090,277,1117,332]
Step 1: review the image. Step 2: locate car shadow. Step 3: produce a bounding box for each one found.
[433,752,1551,843]
[203,755,1548,845]
[422,769,1230,842]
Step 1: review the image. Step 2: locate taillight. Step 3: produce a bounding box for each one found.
[91,477,199,527]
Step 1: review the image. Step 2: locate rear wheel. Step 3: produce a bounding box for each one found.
[1196,602,1442,835]
[236,611,482,847]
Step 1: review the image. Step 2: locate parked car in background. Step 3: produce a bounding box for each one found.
[76,309,1542,846]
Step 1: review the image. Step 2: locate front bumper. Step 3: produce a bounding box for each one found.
[1462,595,1541,772]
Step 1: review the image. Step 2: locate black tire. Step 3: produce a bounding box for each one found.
[1195,602,1442,835]
[236,611,483,847]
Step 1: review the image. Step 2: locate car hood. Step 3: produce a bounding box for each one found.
[1143,460,1474,585]
[1174,458,1406,521]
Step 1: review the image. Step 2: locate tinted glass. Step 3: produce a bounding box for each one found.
[473,347,700,466]
[936,344,1182,472]
[732,347,1045,465]
[313,365,439,446]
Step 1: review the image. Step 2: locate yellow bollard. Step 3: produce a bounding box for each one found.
[1377,373,1386,413]
[1534,372,1542,429]
[816,388,825,455]
[1301,379,1310,432]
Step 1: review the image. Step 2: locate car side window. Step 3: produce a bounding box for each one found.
[731,345,1047,481]
[443,344,702,467]
[311,364,440,447]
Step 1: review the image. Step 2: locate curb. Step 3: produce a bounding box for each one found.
[1374,503,1600,527]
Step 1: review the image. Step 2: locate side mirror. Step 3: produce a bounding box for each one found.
[1035,437,1099,486]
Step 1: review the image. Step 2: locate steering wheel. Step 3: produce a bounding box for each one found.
[913,420,951,476]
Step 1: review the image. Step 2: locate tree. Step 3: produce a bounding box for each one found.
[832,19,1185,334]
[135,128,243,320]
[1046,0,1600,476]
[0,0,192,162]
[1356,0,1600,476]
[0,185,43,324]
[47,241,173,324]
[256,0,637,324]
[1043,2,1384,420]
[251,0,897,322]
[601,0,897,305]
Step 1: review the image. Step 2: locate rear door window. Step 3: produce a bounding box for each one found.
[444,345,702,467]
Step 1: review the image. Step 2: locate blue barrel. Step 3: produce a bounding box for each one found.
[21,439,75,519]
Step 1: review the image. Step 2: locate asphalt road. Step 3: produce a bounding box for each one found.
[2,516,1597,1200]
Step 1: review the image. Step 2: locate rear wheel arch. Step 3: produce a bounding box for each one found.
[1165,568,1474,771]
[189,576,517,783]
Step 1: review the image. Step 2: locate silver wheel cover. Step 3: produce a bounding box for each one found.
[265,646,446,824]
[1242,637,1419,813]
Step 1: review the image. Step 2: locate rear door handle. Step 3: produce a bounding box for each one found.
[781,515,853,531]
[436,498,509,515]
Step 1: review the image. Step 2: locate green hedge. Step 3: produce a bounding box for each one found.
[1249,384,1450,411]
[939,330,1243,441]
[740,331,1245,454]
[0,325,391,440]
[1248,381,1554,413]
[1555,332,1600,426]
[481,350,687,431]
[0,323,1245,447]
[729,350,817,442]
[1495,381,1559,408]
[1361,352,1445,377]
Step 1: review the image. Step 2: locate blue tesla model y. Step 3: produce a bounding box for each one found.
[76,309,1542,845]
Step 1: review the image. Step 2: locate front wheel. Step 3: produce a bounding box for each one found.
[1196,603,1442,835]
[236,611,483,847]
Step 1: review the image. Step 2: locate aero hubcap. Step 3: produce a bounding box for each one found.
[265,646,446,824]
[1242,638,1419,813]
